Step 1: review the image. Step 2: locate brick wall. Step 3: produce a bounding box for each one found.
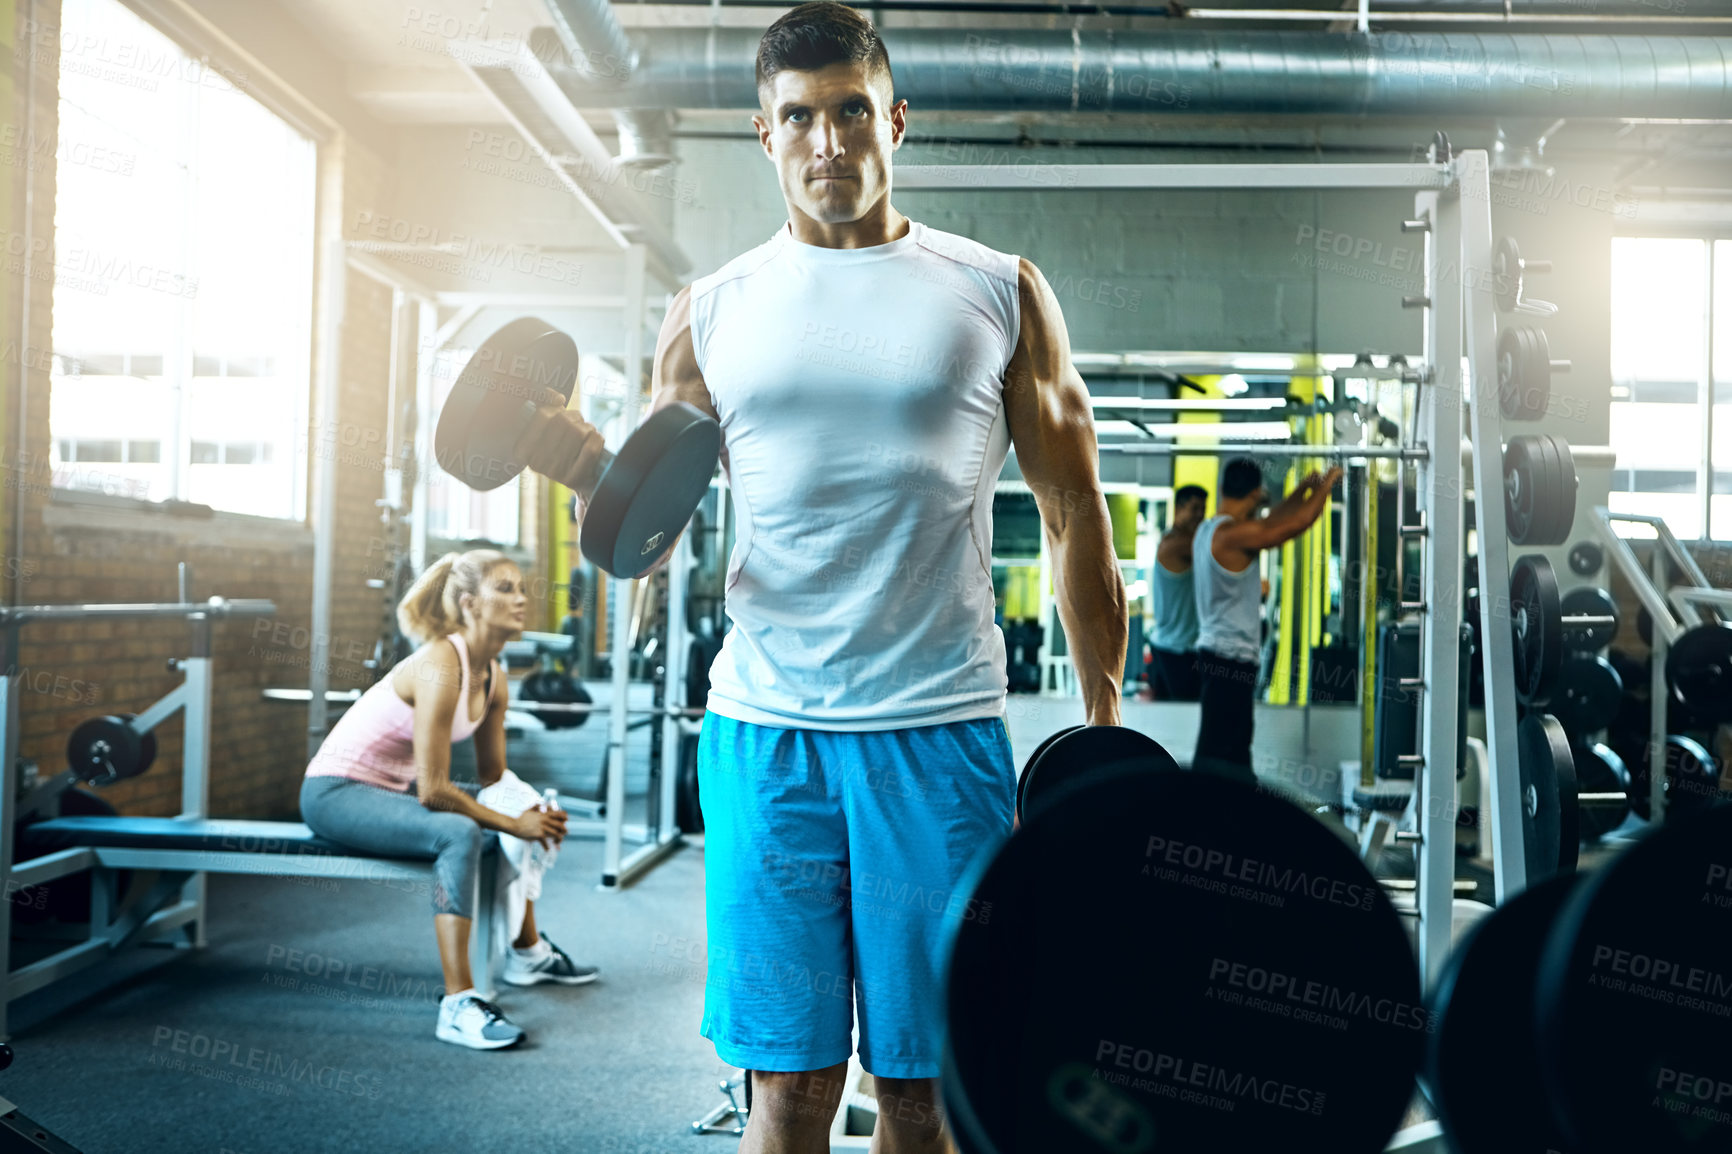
[0,0,404,820]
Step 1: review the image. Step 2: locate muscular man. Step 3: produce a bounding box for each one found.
[523,4,1123,1149]
[1147,483,1208,701]
[1191,458,1341,782]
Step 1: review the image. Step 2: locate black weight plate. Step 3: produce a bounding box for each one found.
[1015,725,1084,825]
[1575,741,1631,842]
[433,318,579,492]
[1629,734,1723,822]
[123,713,158,778]
[518,670,591,731]
[1568,541,1604,578]
[66,714,153,786]
[1511,555,1564,707]
[1504,436,1540,544]
[1519,713,1578,879]
[1524,329,1554,422]
[1498,326,1533,420]
[1666,624,1732,726]
[1424,873,1578,1154]
[581,402,722,578]
[1551,655,1623,736]
[945,770,1424,1154]
[1543,435,1579,545]
[1561,586,1619,654]
[1019,725,1181,826]
[1536,804,1732,1154]
[1493,235,1523,312]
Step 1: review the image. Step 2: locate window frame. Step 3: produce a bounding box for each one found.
[1608,228,1726,540]
[43,0,341,541]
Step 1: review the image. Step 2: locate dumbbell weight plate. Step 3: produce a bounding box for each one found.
[66,714,156,787]
[1550,655,1623,737]
[580,403,723,578]
[1518,712,1579,879]
[1567,540,1604,578]
[1511,555,1564,706]
[1574,742,1631,842]
[433,318,579,492]
[1536,804,1732,1154]
[1014,725,1083,824]
[1629,734,1722,821]
[1423,873,1577,1154]
[1559,586,1619,654]
[1664,623,1732,726]
[1016,725,1179,826]
[518,670,591,730]
[945,770,1424,1154]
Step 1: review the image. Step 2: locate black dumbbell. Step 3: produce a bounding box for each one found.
[433,319,721,578]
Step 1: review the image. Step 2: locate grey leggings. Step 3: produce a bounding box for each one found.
[300,776,488,918]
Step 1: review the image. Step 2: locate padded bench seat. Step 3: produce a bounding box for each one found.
[19,817,497,859]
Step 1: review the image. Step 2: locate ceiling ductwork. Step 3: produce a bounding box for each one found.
[541,0,676,169]
[539,27,1732,119]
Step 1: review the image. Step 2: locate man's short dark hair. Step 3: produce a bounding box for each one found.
[1220,458,1264,501]
[1175,484,1208,510]
[756,2,893,102]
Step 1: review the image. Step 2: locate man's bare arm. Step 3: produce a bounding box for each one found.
[1213,467,1342,558]
[1005,259,1126,727]
[636,287,723,576]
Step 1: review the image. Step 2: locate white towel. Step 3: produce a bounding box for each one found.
[475,768,558,956]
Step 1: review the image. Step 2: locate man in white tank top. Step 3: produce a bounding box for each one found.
[533,4,1126,1149]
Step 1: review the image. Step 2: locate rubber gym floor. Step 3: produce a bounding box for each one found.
[3,832,722,1154]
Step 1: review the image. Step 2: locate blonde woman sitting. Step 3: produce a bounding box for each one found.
[300,549,594,1050]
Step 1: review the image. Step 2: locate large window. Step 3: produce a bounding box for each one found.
[49,0,315,518]
[1608,237,1732,540]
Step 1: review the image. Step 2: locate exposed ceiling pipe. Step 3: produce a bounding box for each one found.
[1182,7,1732,25]
[542,27,1732,119]
[542,0,676,169]
[628,0,1732,15]
[1362,0,1731,13]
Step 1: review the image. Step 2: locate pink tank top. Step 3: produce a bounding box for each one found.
[304,633,494,793]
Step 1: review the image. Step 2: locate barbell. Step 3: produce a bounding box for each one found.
[433,318,721,578]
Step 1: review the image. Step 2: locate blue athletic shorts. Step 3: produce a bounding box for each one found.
[696,713,1016,1079]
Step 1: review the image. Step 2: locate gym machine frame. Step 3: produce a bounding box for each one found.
[0,595,513,1040]
[1590,507,1727,824]
[903,151,1554,1012]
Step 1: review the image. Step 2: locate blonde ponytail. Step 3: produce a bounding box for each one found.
[396,549,512,645]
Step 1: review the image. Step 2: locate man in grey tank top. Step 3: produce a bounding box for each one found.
[1147,484,1208,701]
[1193,458,1342,781]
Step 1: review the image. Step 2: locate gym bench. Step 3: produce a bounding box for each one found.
[10,818,502,1010]
[0,592,506,1040]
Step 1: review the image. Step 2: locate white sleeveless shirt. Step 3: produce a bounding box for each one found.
[690,221,1022,731]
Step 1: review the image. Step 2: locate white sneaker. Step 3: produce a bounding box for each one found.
[502,934,599,987]
[435,993,525,1050]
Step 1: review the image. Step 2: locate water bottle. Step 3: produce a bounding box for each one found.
[529,788,562,871]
